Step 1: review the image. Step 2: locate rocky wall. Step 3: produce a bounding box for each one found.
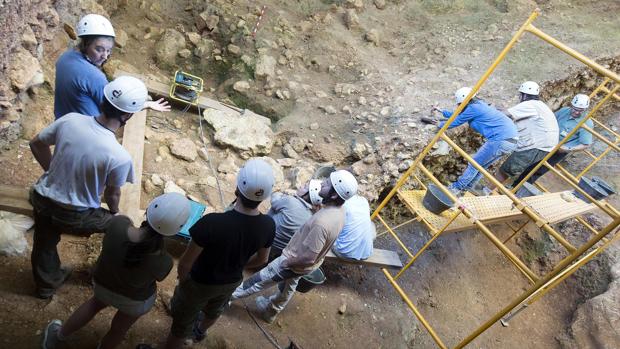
[0,0,59,150]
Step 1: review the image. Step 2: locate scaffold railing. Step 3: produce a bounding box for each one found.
[371,8,620,348]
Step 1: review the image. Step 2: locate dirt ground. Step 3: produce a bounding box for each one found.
[1,0,620,348]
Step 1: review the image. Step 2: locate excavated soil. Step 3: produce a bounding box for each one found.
[1,1,619,348]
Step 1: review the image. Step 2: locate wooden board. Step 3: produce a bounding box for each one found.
[113,70,242,115]
[326,248,403,269]
[0,184,32,216]
[118,110,147,223]
[398,189,598,235]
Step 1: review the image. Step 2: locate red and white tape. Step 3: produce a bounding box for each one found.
[252,5,267,39]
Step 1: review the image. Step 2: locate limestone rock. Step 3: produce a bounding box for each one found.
[568,270,620,349]
[170,138,198,162]
[187,32,201,45]
[374,0,386,9]
[203,109,274,156]
[233,81,251,93]
[155,29,186,66]
[227,44,241,56]
[283,144,299,158]
[309,122,320,130]
[351,141,372,160]
[196,11,220,32]
[345,0,364,10]
[195,11,219,32]
[343,10,360,29]
[334,83,359,96]
[9,47,44,91]
[293,166,314,188]
[365,29,380,45]
[194,38,215,58]
[277,158,297,168]
[255,55,276,80]
[289,137,307,153]
[178,49,192,58]
[151,174,164,186]
[21,26,38,52]
[143,179,160,195]
[217,154,239,174]
[319,105,337,114]
[115,29,129,48]
[164,181,186,195]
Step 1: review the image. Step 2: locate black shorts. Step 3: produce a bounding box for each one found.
[500,148,549,178]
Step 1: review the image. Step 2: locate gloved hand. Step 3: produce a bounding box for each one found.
[420,116,439,125]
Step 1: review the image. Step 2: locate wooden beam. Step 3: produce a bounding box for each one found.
[119,110,147,223]
[0,184,32,216]
[113,69,242,115]
[326,248,403,269]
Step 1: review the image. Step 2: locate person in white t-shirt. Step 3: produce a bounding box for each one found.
[29,76,147,299]
[492,81,559,188]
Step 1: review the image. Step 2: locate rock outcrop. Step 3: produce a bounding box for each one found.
[203,109,274,157]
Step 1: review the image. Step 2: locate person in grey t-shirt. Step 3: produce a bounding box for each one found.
[267,179,323,260]
[29,76,147,299]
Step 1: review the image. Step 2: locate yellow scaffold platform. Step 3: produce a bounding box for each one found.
[397,190,597,234]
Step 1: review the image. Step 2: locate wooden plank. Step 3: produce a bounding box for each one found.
[119,110,146,223]
[326,248,403,269]
[398,190,598,235]
[113,69,242,115]
[0,184,32,216]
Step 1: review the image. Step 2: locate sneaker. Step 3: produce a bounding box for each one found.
[42,319,62,349]
[255,296,278,324]
[192,311,207,342]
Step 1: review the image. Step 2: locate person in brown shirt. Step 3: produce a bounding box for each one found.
[231,170,358,323]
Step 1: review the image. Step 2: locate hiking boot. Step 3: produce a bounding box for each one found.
[255,296,278,324]
[36,268,73,299]
[192,311,207,342]
[41,319,62,349]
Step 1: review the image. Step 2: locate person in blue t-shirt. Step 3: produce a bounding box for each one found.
[422,87,518,196]
[513,94,593,185]
[54,14,169,119]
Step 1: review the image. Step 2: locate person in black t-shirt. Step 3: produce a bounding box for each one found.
[41,193,191,349]
[153,158,276,349]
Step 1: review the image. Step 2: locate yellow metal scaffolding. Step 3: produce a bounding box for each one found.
[371,9,620,348]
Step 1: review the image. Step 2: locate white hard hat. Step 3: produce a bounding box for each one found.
[571,94,590,109]
[330,170,358,201]
[308,179,323,206]
[76,14,115,37]
[146,193,191,236]
[237,158,275,202]
[518,81,540,96]
[103,76,148,113]
[455,87,475,104]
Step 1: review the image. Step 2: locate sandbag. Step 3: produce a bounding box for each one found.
[0,211,34,256]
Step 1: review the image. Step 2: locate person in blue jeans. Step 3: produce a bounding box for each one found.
[422,87,519,196]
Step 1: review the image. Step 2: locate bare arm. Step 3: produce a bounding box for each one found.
[177,241,203,281]
[245,247,270,269]
[103,185,121,213]
[29,135,52,171]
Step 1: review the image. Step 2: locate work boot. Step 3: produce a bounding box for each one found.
[41,319,62,349]
[255,296,278,324]
[36,268,72,299]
